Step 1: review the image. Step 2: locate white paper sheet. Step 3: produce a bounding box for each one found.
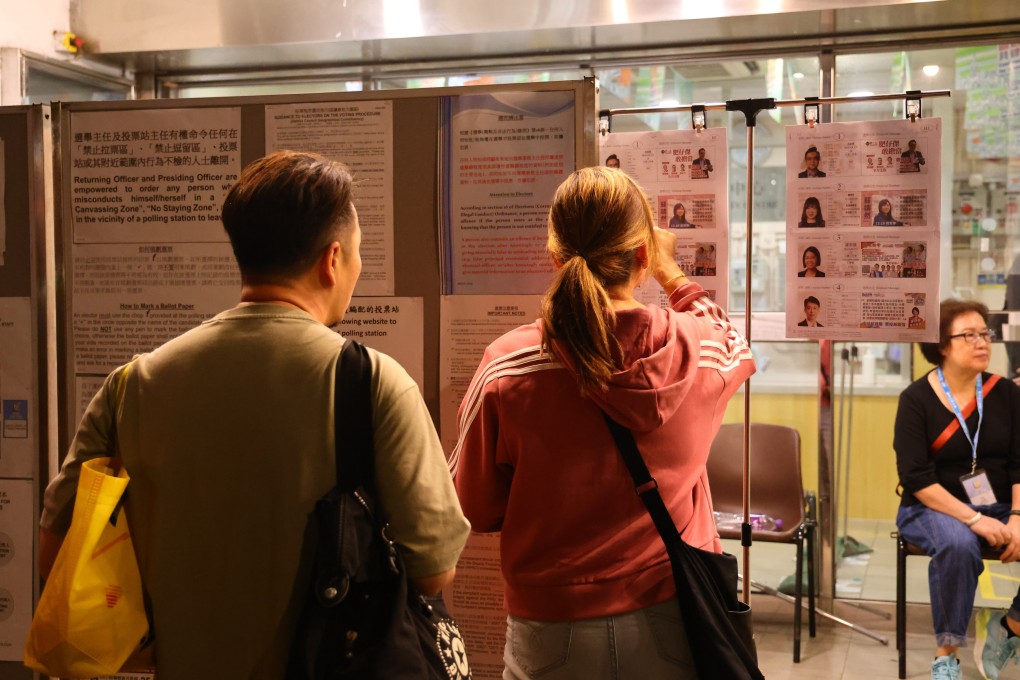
[785,118,941,341]
[600,127,730,309]
[334,297,425,391]
[0,479,33,661]
[70,108,241,244]
[441,92,575,294]
[438,294,542,680]
[0,298,35,479]
[265,101,395,296]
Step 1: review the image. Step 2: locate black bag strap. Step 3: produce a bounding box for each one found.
[334,339,374,493]
[602,413,763,679]
[602,414,686,544]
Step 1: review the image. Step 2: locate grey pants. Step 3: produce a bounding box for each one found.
[502,598,696,679]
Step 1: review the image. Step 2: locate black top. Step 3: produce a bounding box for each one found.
[895,372,1020,506]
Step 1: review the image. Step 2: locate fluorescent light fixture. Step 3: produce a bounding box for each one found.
[792,72,805,79]
[922,64,940,77]
[659,99,680,108]
[383,0,424,39]
[848,90,875,98]
[611,0,630,23]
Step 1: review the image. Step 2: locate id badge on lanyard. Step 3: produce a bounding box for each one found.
[937,368,996,505]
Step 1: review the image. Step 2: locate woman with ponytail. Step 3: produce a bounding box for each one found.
[451,167,755,679]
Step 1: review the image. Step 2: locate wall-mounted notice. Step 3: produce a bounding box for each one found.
[0,298,34,479]
[69,107,244,378]
[0,138,6,265]
[334,297,424,392]
[265,101,395,296]
[70,108,241,244]
[71,242,240,375]
[0,479,33,661]
[440,92,575,294]
[439,294,542,680]
[785,118,941,341]
[600,128,730,310]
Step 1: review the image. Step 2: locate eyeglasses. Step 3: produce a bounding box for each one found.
[947,330,994,345]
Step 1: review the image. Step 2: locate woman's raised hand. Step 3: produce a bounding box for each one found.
[651,227,684,288]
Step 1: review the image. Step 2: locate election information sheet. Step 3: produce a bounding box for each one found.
[0,138,5,265]
[68,108,243,420]
[333,297,424,392]
[265,101,395,295]
[440,92,575,295]
[599,128,730,310]
[439,294,542,680]
[0,298,35,479]
[785,118,941,341]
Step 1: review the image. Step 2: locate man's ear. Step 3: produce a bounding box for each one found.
[319,241,342,286]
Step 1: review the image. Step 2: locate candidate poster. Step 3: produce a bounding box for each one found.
[600,128,729,310]
[785,118,941,341]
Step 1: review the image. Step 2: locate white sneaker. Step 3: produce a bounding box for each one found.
[930,653,961,680]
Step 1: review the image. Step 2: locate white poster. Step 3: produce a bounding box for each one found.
[439,294,542,680]
[447,532,505,680]
[785,118,941,341]
[334,297,425,391]
[440,92,575,294]
[0,137,5,265]
[0,298,35,479]
[70,108,241,244]
[0,479,33,661]
[72,242,239,375]
[600,128,730,309]
[265,101,395,296]
[68,107,244,385]
[438,295,542,456]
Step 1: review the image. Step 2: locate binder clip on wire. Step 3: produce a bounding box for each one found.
[691,105,706,134]
[599,116,609,136]
[805,98,820,128]
[905,90,922,122]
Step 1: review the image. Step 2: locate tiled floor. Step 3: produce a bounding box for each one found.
[751,594,1006,679]
[729,518,1020,679]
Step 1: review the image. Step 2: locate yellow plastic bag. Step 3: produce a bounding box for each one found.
[25,456,149,678]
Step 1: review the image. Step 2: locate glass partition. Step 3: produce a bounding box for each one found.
[22,54,132,104]
[831,46,1020,603]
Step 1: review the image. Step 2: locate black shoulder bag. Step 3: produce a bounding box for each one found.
[602,414,764,680]
[288,339,472,680]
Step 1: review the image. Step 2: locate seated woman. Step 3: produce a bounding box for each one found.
[797,246,825,277]
[873,198,905,226]
[797,196,825,228]
[668,202,695,229]
[895,299,1020,680]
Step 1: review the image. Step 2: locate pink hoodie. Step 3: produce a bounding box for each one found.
[451,282,755,621]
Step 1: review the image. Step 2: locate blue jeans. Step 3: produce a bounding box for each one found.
[897,502,1020,647]
[502,598,695,679]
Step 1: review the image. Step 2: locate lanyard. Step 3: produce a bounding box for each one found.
[936,367,983,473]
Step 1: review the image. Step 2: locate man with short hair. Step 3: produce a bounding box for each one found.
[798,296,824,327]
[38,151,470,680]
[798,146,827,178]
[691,147,714,179]
[900,139,926,172]
[605,154,620,169]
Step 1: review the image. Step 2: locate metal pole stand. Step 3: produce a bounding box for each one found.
[725,97,887,647]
